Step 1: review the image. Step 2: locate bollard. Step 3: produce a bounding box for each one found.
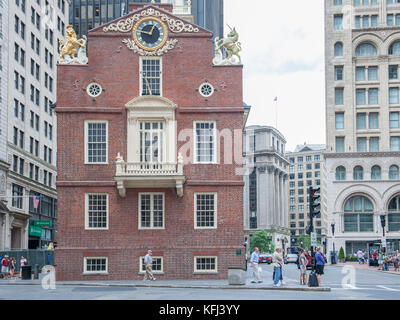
[34,264,39,279]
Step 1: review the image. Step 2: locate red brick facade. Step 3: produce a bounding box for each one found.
[55,4,245,280]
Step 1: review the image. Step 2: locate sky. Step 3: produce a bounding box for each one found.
[224,0,326,152]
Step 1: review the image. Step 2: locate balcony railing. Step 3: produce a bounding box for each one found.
[114,153,185,197]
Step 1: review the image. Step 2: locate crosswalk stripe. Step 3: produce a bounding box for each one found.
[376,285,400,292]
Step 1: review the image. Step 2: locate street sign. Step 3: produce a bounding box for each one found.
[29,225,42,237]
[311,232,317,246]
[381,237,387,248]
[34,220,52,227]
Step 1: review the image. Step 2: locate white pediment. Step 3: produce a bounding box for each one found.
[125,95,177,111]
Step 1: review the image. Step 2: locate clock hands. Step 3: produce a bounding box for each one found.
[141,25,156,36]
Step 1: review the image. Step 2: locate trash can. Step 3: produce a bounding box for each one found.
[21,266,32,280]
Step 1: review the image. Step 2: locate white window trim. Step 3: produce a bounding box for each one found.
[193,256,218,274]
[83,257,108,275]
[194,192,218,230]
[139,256,164,274]
[84,120,108,165]
[139,57,162,97]
[193,121,217,164]
[138,192,165,230]
[85,193,109,230]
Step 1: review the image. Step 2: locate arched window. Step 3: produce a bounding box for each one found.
[389,41,400,55]
[371,165,381,180]
[389,165,399,180]
[344,196,374,232]
[353,166,364,180]
[336,166,346,180]
[388,195,400,232]
[334,42,343,56]
[356,43,377,56]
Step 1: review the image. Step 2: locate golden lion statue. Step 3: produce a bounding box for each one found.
[59,25,86,62]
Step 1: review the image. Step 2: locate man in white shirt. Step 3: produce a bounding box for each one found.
[143,250,156,281]
[250,247,262,283]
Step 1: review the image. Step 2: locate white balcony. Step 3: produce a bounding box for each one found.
[114,153,185,197]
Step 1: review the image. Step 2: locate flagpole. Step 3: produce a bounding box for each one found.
[275,99,278,129]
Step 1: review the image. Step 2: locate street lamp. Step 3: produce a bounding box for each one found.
[380,215,386,253]
[331,222,337,264]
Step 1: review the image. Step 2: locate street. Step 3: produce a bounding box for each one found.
[0,264,399,300]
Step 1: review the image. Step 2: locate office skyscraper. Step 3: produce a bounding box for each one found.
[69,0,224,40]
[325,0,400,257]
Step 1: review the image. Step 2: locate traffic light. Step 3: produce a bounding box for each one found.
[309,187,321,218]
[306,224,313,235]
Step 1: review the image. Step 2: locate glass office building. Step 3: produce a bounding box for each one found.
[69,0,224,40]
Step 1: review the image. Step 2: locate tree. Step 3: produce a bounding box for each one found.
[297,234,311,250]
[338,247,345,262]
[250,230,275,253]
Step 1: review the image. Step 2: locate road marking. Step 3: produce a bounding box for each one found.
[376,285,400,292]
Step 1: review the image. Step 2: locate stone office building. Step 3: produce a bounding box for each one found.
[325,0,400,256]
[243,126,291,253]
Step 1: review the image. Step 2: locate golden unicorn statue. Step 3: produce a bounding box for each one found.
[58,25,86,62]
[214,25,242,65]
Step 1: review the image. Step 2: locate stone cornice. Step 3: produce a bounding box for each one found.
[8,171,57,196]
[8,143,57,172]
[324,151,400,159]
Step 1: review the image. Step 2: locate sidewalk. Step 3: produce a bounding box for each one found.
[0,274,330,292]
[331,262,400,275]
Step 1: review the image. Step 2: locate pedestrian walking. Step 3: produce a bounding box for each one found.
[299,249,308,285]
[272,248,283,287]
[372,250,378,266]
[383,253,389,272]
[143,250,156,281]
[9,258,16,278]
[394,250,399,272]
[315,247,326,286]
[357,249,364,264]
[378,250,384,270]
[250,247,262,283]
[1,255,10,279]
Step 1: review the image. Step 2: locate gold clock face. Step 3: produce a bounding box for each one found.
[133,17,168,51]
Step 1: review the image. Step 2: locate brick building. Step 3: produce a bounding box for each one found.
[55,3,245,280]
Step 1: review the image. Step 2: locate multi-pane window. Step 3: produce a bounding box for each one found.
[140,257,163,273]
[336,166,346,180]
[389,165,399,180]
[335,88,344,105]
[194,257,217,273]
[85,194,108,229]
[371,165,381,180]
[139,122,164,163]
[389,87,399,104]
[195,193,217,229]
[139,193,164,229]
[369,112,379,129]
[390,136,400,151]
[353,166,364,180]
[336,137,345,152]
[85,121,107,163]
[84,258,107,274]
[12,184,23,209]
[335,66,343,81]
[334,42,343,56]
[141,58,161,96]
[334,15,343,30]
[389,65,398,80]
[369,137,380,152]
[335,112,344,129]
[344,196,374,232]
[390,112,399,128]
[195,122,216,163]
[388,196,400,232]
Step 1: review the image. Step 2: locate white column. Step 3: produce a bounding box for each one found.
[274,171,279,226]
[267,167,274,227]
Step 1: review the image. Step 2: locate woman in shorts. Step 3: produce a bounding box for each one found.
[315,247,326,286]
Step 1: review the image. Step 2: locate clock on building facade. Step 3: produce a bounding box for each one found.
[133,17,168,51]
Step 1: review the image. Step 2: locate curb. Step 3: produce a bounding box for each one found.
[0,281,331,292]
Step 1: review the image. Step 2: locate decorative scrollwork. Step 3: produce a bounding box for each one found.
[103,8,199,34]
[122,38,178,56]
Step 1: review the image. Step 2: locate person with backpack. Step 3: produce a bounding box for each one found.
[299,249,308,285]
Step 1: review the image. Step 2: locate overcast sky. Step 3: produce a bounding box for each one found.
[224,0,326,152]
